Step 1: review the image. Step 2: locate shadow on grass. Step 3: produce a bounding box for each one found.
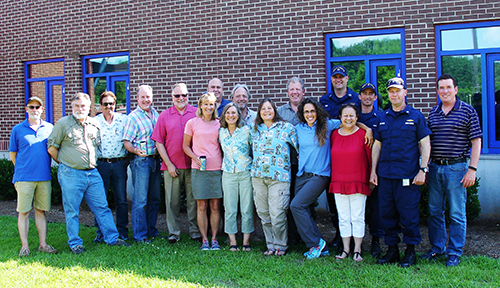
[0,215,499,287]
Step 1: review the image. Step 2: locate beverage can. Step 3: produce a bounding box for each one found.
[199,156,206,171]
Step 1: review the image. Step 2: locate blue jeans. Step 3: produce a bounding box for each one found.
[96,158,129,239]
[58,164,119,248]
[130,155,161,241]
[427,161,467,256]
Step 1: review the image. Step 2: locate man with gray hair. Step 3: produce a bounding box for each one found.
[152,83,201,243]
[123,85,162,243]
[231,83,256,125]
[48,92,129,254]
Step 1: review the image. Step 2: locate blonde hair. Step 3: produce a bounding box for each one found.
[196,92,218,120]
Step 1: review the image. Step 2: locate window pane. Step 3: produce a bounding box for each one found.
[331,34,401,57]
[86,55,129,74]
[493,60,500,141]
[442,26,500,51]
[28,82,46,120]
[441,55,482,105]
[376,65,396,109]
[114,80,127,114]
[331,61,365,92]
[28,61,64,78]
[87,77,107,115]
[51,84,63,123]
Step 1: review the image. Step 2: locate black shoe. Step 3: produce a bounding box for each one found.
[110,239,131,247]
[377,245,400,265]
[92,236,104,244]
[370,236,382,258]
[399,248,416,268]
[420,250,442,261]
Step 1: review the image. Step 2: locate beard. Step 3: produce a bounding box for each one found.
[29,113,41,121]
[73,111,88,120]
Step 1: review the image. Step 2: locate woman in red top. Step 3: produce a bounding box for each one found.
[330,103,372,262]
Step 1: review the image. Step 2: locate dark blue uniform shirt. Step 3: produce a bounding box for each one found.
[320,87,360,119]
[374,104,431,179]
[358,107,382,133]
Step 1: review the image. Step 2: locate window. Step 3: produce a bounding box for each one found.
[436,21,500,153]
[82,52,130,114]
[24,58,65,123]
[325,28,405,109]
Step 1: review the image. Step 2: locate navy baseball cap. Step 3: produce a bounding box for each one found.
[386,77,406,90]
[359,83,378,96]
[331,65,348,77]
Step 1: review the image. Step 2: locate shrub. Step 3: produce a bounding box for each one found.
[419,177,481,223]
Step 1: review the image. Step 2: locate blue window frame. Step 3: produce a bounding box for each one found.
[82,52,130,114]
[436,21,500,154]
[325,28,406,109]
[24,58,65,123]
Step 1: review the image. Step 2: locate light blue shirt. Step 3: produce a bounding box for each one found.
[251,121,298,182]
[96,113,128,158]
[295,119,341,177]
[219,125,252,173]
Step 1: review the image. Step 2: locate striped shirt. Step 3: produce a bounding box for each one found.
[122,106,159,156]
[428,99,482,159]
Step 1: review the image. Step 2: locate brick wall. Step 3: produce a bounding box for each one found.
[1,0,500,148]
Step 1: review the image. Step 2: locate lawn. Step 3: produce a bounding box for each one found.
[0,215,498,287]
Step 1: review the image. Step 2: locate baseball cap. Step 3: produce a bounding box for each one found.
[331,65,348,77]
[359,83,378,96]
[26,96,43,106]
[386,77,406,90]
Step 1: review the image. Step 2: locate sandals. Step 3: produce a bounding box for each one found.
[353,251,363,262]
[275,249,287,256]
[38,245,59,254]
[229,245,239,252]
[335,250,349,260]
[242,245,251,252]
[19,247,30,257]
[263,248,276,256]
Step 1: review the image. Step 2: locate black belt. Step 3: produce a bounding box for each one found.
[147,154,160,159]
[431,158,467,165]
[98,157,127,163]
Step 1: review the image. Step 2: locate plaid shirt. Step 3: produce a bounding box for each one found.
[122,106,159,155]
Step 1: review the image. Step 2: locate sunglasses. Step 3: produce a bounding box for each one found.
[28,105,41,110]
[102,102,115,106]
[173,94,187,98]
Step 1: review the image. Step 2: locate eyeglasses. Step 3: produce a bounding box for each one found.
[173,94,187,98]
[102,102,115,106]
[28,105,41,110]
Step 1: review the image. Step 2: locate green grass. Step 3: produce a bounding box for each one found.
[0,215,499,287]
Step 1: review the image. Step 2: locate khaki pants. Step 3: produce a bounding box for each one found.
[252,177,290,250]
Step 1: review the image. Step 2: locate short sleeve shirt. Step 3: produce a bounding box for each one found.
[219,125,252,173]
[184,117,222,170]
[122,106,159,156]
[251,121,298,182]
[47,115,101,170]
[151,105,197,170]
[9,119,53,183]
[95,113,127,158]
[374,105,431,179]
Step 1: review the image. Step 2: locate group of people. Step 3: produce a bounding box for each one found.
[9,67,481,268]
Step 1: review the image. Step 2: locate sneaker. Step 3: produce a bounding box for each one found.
[168,236,180,244]
[71,245,85,254]
[118,235,129,241]
[38,245,58,254]
[306,238,326,259]
[446,255,461,267]
[92,236,104,244]
[135,239,152,244]
[200,240,210,251]
[303,248,330,257]
[211,239,221,251]
[420,250,442,261]
[110,239,131,247]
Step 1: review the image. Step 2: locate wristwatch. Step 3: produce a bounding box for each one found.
[420,167,429,173]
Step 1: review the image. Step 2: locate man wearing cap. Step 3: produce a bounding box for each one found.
[93,91,129,243]
[9,96,58,257]
[151,83,201,243]
[370,77,431,268]
[357,83,384,258]
[123,85,162,243]
[231,83,256,125]
[320,65,361,119]
[422,74,482,267]
[208,78,231,116]
[48,92,130,254]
